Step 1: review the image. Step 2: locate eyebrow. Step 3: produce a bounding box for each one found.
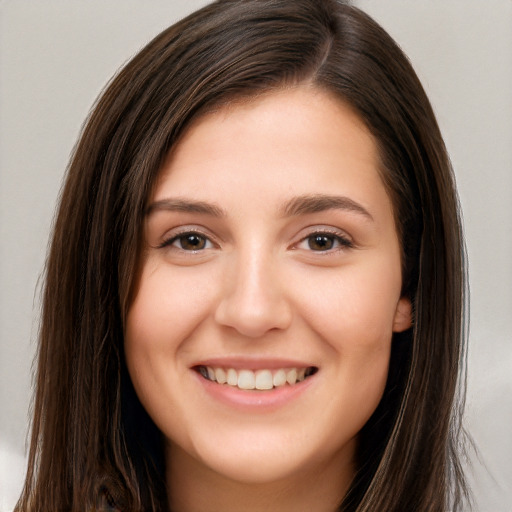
[280,194,373,220]
[146,198,226,217]
[145,194,373,220]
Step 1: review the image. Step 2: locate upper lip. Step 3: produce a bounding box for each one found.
[191,357,317,371]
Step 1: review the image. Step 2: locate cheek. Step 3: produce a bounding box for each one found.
[123,261,215,419]
[295,258,402,347]
[126,261,214,351]
[288,256,401,427]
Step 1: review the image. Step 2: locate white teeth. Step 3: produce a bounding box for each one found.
[215,367,227,384]
[238,370,255,390]
[286,368,297,385]
[273,369,287,387]
[255,370,273,390]
[227,368,238,386]
[199,366,315,390]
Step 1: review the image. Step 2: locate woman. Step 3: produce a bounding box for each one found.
[15,0,469,510]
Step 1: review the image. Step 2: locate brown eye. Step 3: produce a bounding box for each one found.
[299,232,353,252]
[173,233,209,251]
[308,234,335,251]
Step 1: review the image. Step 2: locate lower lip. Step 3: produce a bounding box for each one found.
[193,371,316,411]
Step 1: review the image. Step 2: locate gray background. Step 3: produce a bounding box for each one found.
[1,1,511,510]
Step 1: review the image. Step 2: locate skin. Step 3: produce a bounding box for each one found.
[125,86,412,512]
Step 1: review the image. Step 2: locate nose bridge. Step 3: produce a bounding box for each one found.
[215,241,292,337]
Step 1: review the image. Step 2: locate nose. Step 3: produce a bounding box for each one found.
[214,249,293,338]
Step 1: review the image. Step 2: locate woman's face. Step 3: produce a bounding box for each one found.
[125,87,411,488]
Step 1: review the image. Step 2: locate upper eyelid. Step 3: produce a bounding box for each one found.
[295,225,353,241]
[162,225,215,238]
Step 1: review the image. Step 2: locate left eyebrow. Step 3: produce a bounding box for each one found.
[280,194,374,221]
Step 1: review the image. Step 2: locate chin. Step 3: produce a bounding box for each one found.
[200,450,312,485]
[175,425,354,487]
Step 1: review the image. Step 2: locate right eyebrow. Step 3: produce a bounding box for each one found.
[145,198,226,218]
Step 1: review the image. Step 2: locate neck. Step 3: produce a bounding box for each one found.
[166,443,354,512]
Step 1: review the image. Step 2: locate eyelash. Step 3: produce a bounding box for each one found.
[295,230,354,253]
[158,229,353,254]
[158,230,215,252]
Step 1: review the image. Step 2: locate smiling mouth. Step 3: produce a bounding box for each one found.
[194,366,318,391]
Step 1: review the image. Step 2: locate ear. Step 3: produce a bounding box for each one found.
[392,297,412,332]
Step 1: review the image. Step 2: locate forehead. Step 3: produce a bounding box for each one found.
[152,87,393,224]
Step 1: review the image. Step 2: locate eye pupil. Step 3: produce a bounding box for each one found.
[181,234,206,250]
[308,235,334,251]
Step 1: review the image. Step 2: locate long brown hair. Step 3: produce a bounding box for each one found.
[16,1,469,510]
